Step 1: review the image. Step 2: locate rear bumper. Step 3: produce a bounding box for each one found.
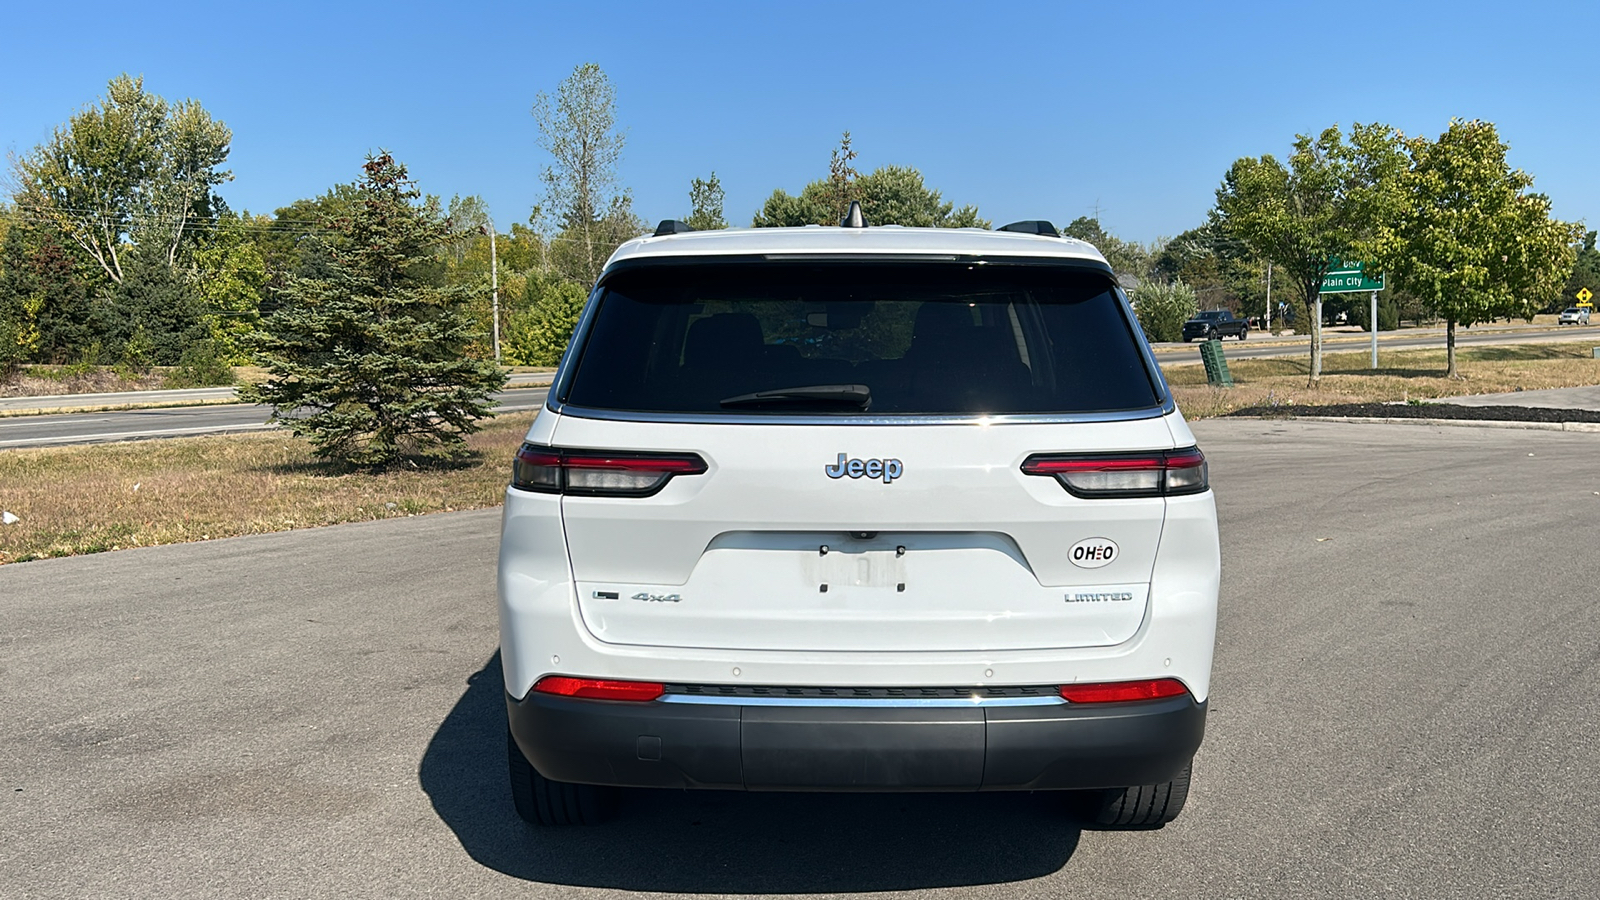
[507,690,1205,792]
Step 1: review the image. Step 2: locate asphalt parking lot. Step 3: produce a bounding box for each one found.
[3,419,1598,899]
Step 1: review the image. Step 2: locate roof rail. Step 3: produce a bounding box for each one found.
[840,201,868,228]
[654,220,695,236]
[997,220,1060,237]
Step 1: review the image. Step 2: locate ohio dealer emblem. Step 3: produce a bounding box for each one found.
[1069,537,1119,568]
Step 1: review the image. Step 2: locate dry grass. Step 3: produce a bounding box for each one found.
[1165,342,1600,418]
[0,366,168,397]
[0,415,530,564]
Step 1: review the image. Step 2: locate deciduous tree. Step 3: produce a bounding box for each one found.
[1214,123,1405,385]
[685,173,728,230]
[1370,120,1580,377]
[533,63,637,284]
[11,75,232,282]
[1559,230,1600,310]
[754,136,987,229]
[1065,216,1156,282]
[505,273,588,366]
[189,214,267,363]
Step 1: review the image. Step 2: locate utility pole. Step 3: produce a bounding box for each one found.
[1370,289,1379,369]
[1265,262,1272,333]
[482,222,501,364]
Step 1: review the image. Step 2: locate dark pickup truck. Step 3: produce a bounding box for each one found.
[1182,309,1249,342]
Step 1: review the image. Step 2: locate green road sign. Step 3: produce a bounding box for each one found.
[1320,259,1385,294]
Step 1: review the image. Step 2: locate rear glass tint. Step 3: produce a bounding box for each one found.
[561,261,1161,416]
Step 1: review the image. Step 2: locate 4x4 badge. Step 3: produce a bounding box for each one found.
[825,453,903,484]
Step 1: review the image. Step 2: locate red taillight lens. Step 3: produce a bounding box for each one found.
[512,444,708,496]
[1058,678,1191,703]
[512,445,563,492]
[532,676,665,702]
[1021,447,1207,497]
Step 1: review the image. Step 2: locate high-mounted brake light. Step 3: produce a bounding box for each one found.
[1021,447,1207,498]
[533,676,665,702]
[1058,678,1191,704]
[513,444,708,496]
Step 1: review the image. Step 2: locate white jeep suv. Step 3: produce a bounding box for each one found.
[498,210,1220,828]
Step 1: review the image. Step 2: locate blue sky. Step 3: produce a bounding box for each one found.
[3,1,1596,244]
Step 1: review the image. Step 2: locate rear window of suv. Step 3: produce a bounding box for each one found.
[559,260,1163,416]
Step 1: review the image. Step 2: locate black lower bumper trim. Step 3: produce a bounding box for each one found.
[507,690,1205,792]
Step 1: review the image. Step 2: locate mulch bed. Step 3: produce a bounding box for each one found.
[1228,403,1600,424]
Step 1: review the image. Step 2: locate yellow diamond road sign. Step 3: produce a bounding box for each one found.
[1578,287,1594,304]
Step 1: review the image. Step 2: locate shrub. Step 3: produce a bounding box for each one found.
[1131,280,1198,343]
[505,275,589,366]
[162,339,236,388]
[0,311,24,383]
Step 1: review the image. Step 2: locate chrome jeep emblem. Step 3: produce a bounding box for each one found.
[825,453,903,484]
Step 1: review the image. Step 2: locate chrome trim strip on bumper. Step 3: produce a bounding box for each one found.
[657,694,1067,708]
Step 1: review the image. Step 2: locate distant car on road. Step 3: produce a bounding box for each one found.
[1558,307,1591,325]
[1182,309,1248,342]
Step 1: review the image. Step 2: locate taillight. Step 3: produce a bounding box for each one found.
[533,676,665,702]
[1058,678,1191,703]
[512,444,708,497]
[1021,447,1207,498]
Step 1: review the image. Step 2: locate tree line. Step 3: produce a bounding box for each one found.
[3,65,1596,459]
[1124,121,1593,382]
[0,66,1006,389]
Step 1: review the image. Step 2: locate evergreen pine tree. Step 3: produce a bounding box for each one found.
[243,153,506,466]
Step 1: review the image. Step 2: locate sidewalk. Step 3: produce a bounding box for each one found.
[0,371,554,415]
[1444,384,1600,412]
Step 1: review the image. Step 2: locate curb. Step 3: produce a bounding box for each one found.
[1229,415,1600,433]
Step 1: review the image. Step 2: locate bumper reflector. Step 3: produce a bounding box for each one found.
[533,676,665,702]
[1058,678,1190,704]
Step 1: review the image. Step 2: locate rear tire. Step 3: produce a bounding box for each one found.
[507,730,619,825]
[1238,327,1248,340]
[1092,761,1191,828]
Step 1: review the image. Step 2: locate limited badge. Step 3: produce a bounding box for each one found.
[1069,537,1119,568]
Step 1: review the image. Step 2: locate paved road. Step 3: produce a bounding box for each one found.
[0,388,550,449]
[0,372,554,413]
[5,324,1599,450]
[3,420,1598,898]
[1152,323,1600,360]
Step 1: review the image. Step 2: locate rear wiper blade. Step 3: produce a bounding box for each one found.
[719,384,872,410]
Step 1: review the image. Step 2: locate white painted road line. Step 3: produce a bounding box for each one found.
[0,422,276,447]
[0,416,119,429]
